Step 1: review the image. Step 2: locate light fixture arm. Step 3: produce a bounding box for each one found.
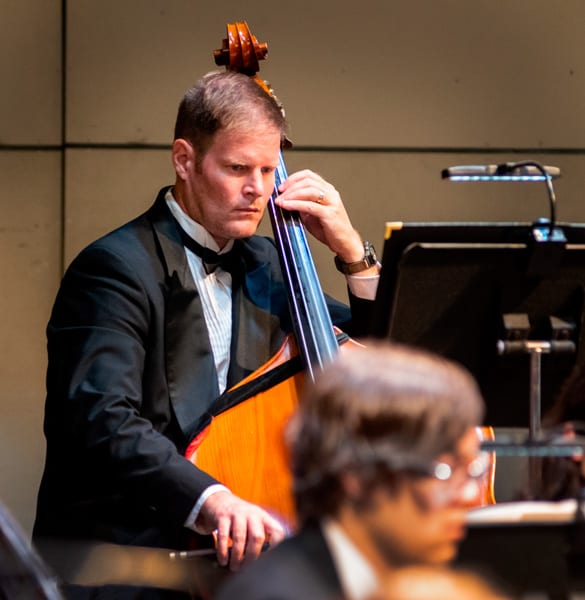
[496,160,557,236]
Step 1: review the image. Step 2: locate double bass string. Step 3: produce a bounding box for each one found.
[267,153,339,379]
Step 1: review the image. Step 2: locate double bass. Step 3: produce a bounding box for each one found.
[185,22,495,530]
[185,22,363,529]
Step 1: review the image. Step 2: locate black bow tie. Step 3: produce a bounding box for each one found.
[180,231,237,275]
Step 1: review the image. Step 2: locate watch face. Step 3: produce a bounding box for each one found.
[364,242,377,262]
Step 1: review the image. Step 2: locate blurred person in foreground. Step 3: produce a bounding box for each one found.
[216,341,488,600]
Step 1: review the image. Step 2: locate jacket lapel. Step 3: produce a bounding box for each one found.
[148,191,219,440]
[227,241,288,387]
[148,190,289,439]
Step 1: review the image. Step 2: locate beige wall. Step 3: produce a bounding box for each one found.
[3,0,585,535]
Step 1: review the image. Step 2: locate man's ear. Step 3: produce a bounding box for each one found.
[172,139,195,180]
[340,471,365,502]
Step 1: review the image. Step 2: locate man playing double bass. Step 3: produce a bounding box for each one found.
[33,70,380,596]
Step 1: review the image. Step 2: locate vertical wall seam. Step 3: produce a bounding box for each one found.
[59,0,67,275]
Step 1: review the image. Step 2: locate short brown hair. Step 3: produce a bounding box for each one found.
[174,70,288,158]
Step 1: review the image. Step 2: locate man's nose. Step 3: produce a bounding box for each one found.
[244,170,265,197]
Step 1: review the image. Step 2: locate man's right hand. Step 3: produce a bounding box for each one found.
[195,490,286,571]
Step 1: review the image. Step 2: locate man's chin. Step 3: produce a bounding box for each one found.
[227,222,263,240]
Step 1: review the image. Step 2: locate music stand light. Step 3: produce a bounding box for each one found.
[442,160,561,240]
[371,160,585,444]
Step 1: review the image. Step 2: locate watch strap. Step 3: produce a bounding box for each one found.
[334,241,378,275]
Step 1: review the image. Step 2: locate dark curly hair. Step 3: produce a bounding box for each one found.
[288,341,484,525]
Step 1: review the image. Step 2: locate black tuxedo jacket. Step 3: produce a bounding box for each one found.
[215,523,344,600]
[34,187,371,548]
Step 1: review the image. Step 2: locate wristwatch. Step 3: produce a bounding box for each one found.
[334,241,378,275]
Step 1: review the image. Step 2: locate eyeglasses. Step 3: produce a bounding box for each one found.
[431,452,492,485]
[411,452,493,507]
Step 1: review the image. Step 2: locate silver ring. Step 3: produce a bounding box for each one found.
[317,190,325,203]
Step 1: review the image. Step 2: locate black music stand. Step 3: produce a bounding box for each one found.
[371,221,585,598]
[456,518,582,599]
[454,495,585,599]
[371,220,585,432]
